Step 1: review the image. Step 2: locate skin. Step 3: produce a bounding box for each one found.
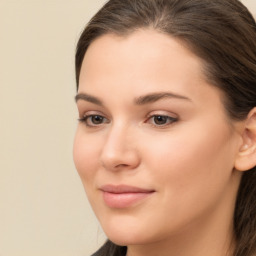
[73,30,244,256]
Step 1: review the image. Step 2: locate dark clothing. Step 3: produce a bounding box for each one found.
[92,240,127,256]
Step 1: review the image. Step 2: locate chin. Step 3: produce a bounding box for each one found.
[107,232,147,247]
[102,220,164,247]
[100,217,149,246]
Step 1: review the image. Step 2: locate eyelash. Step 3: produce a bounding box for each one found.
[78,114,178,128]
[78,114,109,127]
[146,115,178,127]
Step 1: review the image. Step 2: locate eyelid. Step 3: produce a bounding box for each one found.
[79,110,105,118]
[146,110,178,120]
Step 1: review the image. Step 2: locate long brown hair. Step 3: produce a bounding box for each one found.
[75,1,256,255]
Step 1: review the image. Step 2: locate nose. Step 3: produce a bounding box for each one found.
[100,124,140,172]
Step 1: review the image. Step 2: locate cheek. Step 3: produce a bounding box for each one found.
[133,123,237,236]
[73,129,100,184]
[142,122,235,202]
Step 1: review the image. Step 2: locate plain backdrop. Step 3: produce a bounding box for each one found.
[0,1,255,256]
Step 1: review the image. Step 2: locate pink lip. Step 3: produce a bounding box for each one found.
[100,185,155,209]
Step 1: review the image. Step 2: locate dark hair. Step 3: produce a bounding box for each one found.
[75,1,256,255]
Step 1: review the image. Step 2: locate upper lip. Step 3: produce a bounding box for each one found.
[100,184,155,194]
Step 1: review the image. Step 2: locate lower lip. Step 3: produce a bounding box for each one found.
[102,191,154,208]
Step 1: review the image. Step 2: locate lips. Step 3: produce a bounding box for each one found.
[100,185,155,208]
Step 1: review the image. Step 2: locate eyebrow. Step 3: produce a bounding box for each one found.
[75,91,191,106]
[75,93,103,106]
[134,92,192,105]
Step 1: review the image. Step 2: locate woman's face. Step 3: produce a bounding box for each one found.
[74,30,242,247]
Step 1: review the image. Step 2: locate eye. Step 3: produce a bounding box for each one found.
[78,114,109,127]
[147,115,178,127]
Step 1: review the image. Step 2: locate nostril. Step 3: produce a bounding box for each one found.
[101,159,130,171]
[100,151,140,172]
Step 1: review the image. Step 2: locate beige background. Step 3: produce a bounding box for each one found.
[0,1,255,256]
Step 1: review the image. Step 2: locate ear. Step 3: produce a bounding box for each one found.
[235,107,256,171]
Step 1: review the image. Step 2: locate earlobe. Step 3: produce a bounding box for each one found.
[235,107,256,172]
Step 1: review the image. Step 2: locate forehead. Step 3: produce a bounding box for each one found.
[80,29,207,93]
[79,29,232,125]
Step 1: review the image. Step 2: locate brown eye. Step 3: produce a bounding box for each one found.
[148,115,178,127]
[153,115,169,125]
[78,114,109,127]
[90,115,104,124]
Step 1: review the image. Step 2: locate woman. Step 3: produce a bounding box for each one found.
[73,0,256,255]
